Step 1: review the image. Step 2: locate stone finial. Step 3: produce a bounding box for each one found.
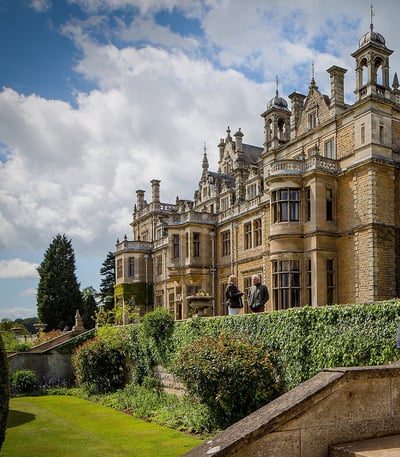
[72,310,85,331]
[393,72,399,90]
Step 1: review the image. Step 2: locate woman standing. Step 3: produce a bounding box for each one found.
[225,274,245,315]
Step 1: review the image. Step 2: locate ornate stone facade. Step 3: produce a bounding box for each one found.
[115,23,400,320]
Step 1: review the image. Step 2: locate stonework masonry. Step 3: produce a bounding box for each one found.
[183,364,400,457]
[114,22,400,321]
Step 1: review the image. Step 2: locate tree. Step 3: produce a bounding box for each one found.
[81,287,98,329]
[37,234,82,330]
[99,251,115,312]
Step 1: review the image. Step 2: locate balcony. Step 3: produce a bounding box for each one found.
[267,155,337,178]
[115,240,152,253]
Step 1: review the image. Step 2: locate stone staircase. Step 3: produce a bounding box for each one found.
[26,329,87,353]
[330,435,400,457]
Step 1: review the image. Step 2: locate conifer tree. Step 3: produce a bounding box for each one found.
[81,287,98,329]
[99,251,115,312]
[37,234,82,330]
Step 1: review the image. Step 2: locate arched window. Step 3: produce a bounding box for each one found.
[278,118,286,140]
[360,57,368,86]
[374,57,384,86]
[266,119,272,141]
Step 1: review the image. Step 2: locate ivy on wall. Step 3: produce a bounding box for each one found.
[169,300,400,389]
[73,300,400,405]
[114,282,153,310]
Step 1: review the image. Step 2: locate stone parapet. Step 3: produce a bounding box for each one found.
[184,363,400,457]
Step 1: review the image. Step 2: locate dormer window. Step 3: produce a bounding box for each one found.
[220,196,230,211]
[308,111,317,129]
[246,183,258,200]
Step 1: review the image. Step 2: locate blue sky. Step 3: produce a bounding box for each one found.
[1,0,399,321]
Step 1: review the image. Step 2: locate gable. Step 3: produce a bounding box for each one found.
[297,87,332,136]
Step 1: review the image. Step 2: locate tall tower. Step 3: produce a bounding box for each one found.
[261,77,290,153]
[351,9,393,102]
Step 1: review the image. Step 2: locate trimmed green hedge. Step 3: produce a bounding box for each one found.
[169,300,400,388]
[72,301,400,422]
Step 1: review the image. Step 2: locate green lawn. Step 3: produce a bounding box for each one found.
[2,396,204,457]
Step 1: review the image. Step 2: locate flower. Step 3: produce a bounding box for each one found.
[193,290,210,297]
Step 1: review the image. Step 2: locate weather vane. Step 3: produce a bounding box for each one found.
[370,4,374,31]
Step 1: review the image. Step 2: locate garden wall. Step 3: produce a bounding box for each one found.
[8,351,74,380]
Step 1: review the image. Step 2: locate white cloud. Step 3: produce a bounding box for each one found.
[20,288,37,297]
[0,259,39,279]
[30,0,51,13]
[2,0,400,318]
[0,306,37,320]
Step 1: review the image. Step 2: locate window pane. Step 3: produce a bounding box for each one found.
[281,202,288,221]
[290,202,299,221]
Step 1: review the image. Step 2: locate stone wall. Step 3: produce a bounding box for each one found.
[8,351,75,381]
[154,365,185,397]
[184,363,400,457]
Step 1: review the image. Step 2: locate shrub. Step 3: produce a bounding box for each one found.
[72,338,129,394]
[10,369,38,395]
[1,331,33,352]
[140,307,175,367]
[141,307,174,343]
[0,334,9,452]
[173,332,283,429]
[92,382,214,434]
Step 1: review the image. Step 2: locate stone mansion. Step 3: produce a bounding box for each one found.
[114,23,400,321]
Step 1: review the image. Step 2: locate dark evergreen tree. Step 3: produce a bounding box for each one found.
[99,251,115,312]
[81,287,98,329]
[37,234,83,330]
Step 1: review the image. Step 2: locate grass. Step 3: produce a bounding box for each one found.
[2,396,204,457]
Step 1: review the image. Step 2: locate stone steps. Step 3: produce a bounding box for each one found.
[330,434,400,457]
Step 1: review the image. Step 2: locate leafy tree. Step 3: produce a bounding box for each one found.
[81,287,98,329]
[37,234,82,331]
[99,251,115,312]
[15,317,39,334]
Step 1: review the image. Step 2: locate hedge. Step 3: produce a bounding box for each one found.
[72,301,400,419]
[169,300,400,389]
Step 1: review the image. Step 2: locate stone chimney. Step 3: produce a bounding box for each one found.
[136,189,145,211]
[151,179,161,209]
[234,128,244,153]
[327,65,347,114]
[288,92,306,138]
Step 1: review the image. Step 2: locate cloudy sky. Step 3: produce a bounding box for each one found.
[0,0,399,320]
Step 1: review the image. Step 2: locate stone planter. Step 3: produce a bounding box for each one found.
[186,295,214,317]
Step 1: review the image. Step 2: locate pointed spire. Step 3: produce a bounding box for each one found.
[202,143,209,170]
[393,72,399,90]
[226,126,232,141]
[308,63,318,90]
[276,75,279,97]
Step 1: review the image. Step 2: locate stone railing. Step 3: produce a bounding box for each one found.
[267,155,338,178]
[115,240,152,253]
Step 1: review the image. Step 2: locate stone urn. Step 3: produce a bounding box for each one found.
[186,295,214,317]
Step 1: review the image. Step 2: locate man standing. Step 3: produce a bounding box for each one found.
[247,274,269,313]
